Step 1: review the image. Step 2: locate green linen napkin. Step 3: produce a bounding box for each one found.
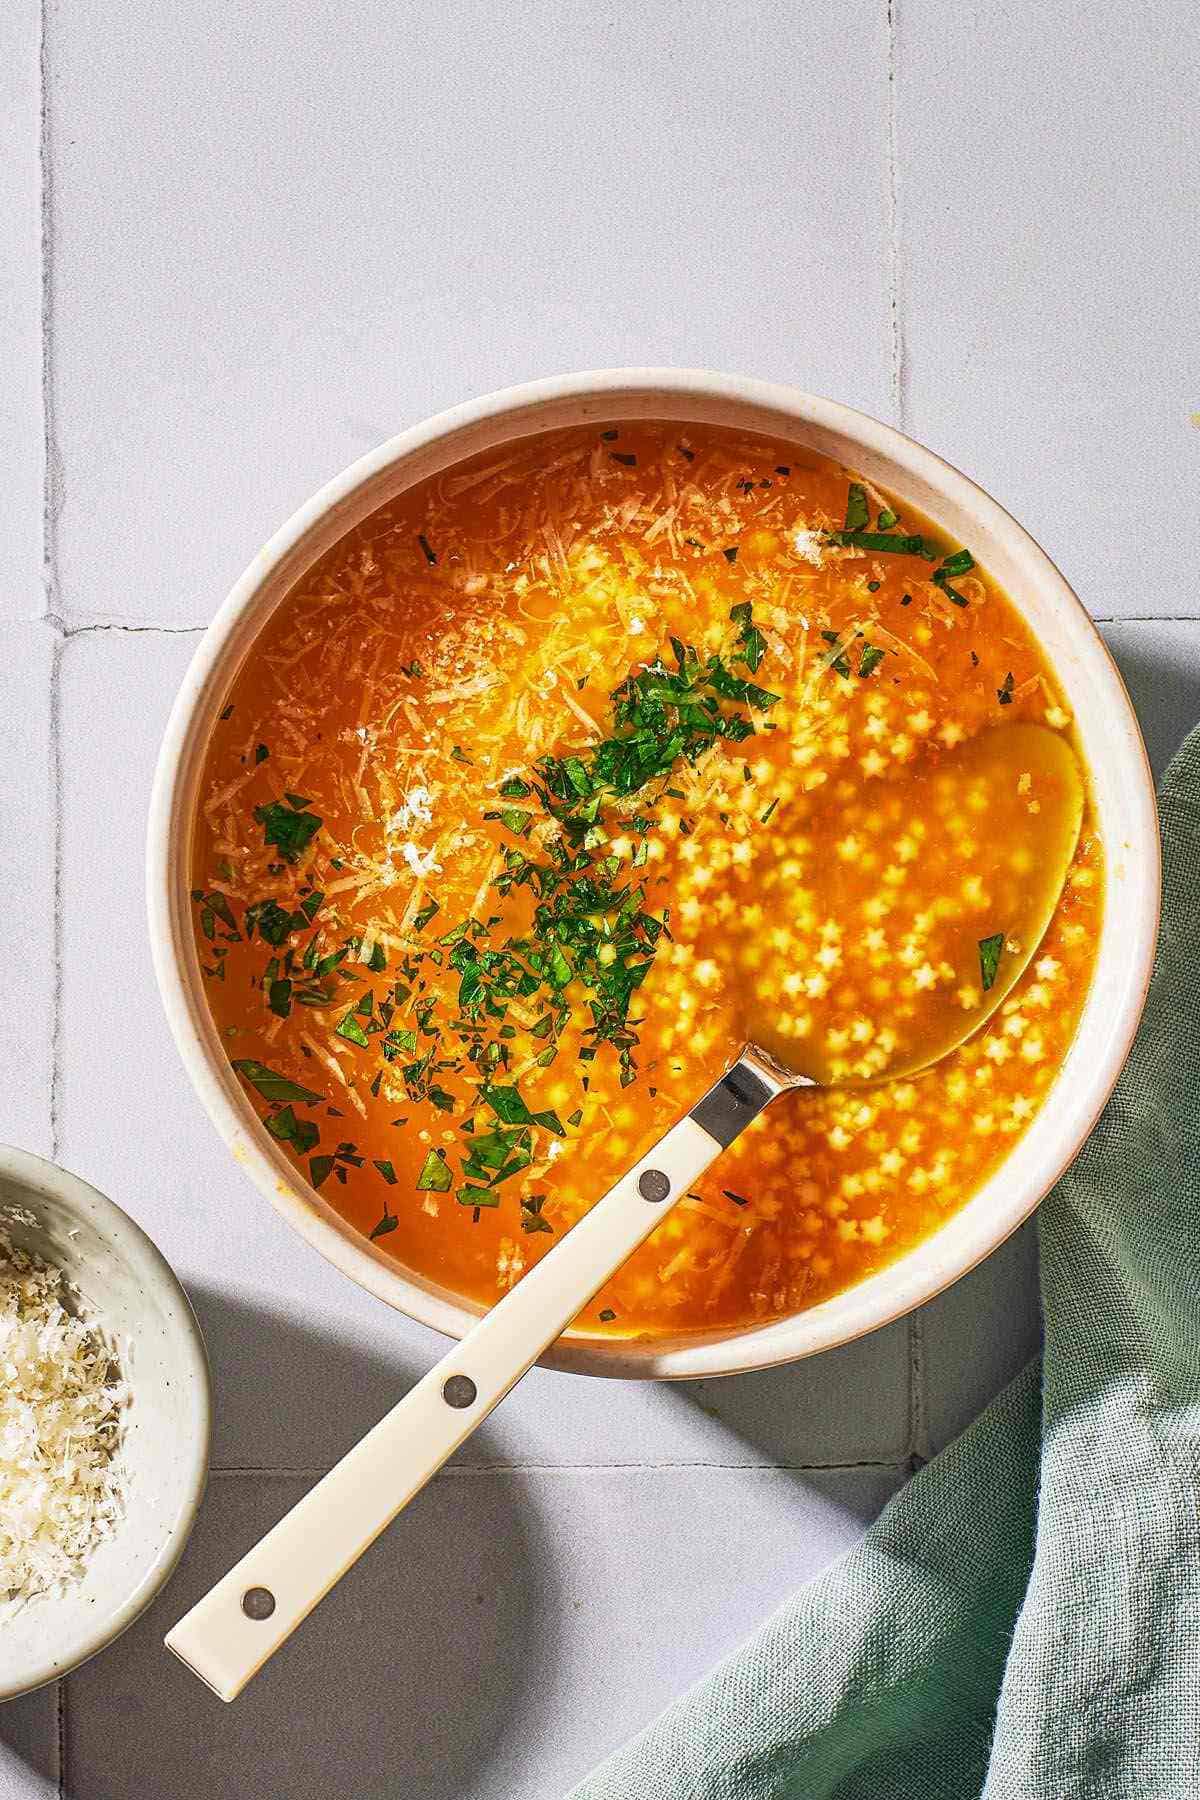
[571,725,1197,1800]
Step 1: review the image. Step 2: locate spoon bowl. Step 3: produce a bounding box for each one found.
[752,722,1085,1087]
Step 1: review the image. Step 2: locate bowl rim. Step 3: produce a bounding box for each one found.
[146,367,1160,1380]
[0,1144,211,1699]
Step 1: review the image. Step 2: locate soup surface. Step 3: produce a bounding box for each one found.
[191,422,1102,1338]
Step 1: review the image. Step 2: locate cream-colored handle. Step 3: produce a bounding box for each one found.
[166,1109,736,1700]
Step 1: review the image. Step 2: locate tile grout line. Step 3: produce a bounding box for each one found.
[38,0,58,633]
[48,618,209,637]
[205,1458,911,1478]
[39,0,68,1780]
[906,1310,930,1472]
[887,0,924,1478]
[1092,615,1200,625]
[41,0,64,1179]
[48,634,64,1165]
[56,1677,66,1800]
[55,622,208,637]
[885,0,906,431]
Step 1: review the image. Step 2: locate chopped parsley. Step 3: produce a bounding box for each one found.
[335,1011,371,1048]
[978,933,1005,992]
[729,601,767,672]
[820,630,855,680]
[192,889,240,943]
[520,1194,553,1235]
[232,1059,321,1105]
[844,483,870,532]
[264,1104,319,1156]
[826,483,945,560]
[245,893,321,947]
[254,796,322,863]
[415,1149,453,1192]
[309,1142,362,1189]
[933,548,975,608]
[831,529,939,557]
[483,806,533,838]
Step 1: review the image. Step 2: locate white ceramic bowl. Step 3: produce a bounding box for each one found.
[0,1147,210,1697]
[147,370,1159,1379]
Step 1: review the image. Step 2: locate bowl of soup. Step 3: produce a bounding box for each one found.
[147,371,1159,1378]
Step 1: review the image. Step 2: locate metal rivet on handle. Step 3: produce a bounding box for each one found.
[443,1373,477,1408]
[242,1586,276,1621]
[638,1168,671,1204]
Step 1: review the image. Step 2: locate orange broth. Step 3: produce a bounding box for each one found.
[191,423,1102,1338]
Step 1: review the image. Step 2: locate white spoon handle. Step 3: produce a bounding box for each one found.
[165,1048,792,1700]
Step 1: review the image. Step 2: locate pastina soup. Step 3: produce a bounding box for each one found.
[190,423,1101,1337]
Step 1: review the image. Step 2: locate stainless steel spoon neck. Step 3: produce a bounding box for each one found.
[740,1041,813,1095]
[689,1042,813,1149]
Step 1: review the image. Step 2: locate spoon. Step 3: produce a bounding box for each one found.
[167,723,1083,1698]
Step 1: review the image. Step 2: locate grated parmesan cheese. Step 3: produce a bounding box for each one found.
[389,785,434,833]
[400,842,441,879]
[0,1231,127,1603]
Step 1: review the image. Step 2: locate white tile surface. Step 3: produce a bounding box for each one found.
[0,2,1194,1793]
[0,0,42,624]
[0,624,55,1160]
[64,1464,902,1800]
[900,0,1200,621]
[0,1691,56,1800]
[46,0,892,627]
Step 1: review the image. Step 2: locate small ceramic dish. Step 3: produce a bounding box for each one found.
[0,1146,210,1698]
[147,370,1160,1381]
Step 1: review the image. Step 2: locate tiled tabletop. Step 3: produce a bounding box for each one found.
[2,3,1197,1795]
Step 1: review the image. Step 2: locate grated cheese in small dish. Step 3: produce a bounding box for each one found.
[0,1229,128,1604]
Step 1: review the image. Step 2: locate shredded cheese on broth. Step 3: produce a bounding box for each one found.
[191,423,1102,1336]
